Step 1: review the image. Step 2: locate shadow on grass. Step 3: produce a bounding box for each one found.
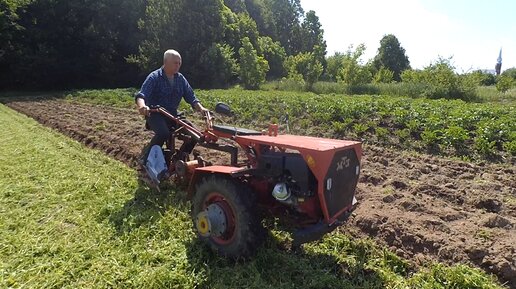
[183,235,389,289]
[98,183,189,235]
[99,182,395,288]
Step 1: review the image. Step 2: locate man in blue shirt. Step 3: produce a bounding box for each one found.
[135,49,208,164]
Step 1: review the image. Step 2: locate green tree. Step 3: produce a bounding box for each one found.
[2,0,145,89]
[401,57,476,100]
[224,0,247,13]
[198,43,239,88]
[496,75,514,93]
[324,52,345,81]
[301,10,326,65]
[502,67,516,81]
[0,0,321,89]
[220,10,262,60]
[0,0,27,87]
[373,34,410,81]
[337,44,372,86]
[286,51,323,90]
[243,0,276,37]
[257,36,286,79]
[267,0,304,55]
[238,37,269,89]
[374,67,394,84]
[465,70,496,86]
[131,0,226,87]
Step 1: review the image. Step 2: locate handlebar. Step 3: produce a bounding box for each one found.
[146,106,217,143]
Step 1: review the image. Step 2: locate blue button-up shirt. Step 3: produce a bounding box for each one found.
[136,67,199,116]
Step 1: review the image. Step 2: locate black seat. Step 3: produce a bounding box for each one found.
[213,124,262,136]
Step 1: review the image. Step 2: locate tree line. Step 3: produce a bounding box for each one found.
[0,0,325,89]
[1,0,514,95]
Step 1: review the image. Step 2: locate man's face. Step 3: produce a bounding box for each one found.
[164,55,182,74]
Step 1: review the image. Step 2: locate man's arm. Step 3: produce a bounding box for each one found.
[135,73,156,116]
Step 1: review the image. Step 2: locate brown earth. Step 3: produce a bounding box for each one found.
[5,99,516,287]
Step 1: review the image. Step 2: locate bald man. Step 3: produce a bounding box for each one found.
[135,49,208,164]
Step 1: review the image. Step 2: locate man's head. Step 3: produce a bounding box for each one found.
[163,49,182,76]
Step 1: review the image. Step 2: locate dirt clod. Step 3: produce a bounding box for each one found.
[476,198,503,213]
[484,215,512,229]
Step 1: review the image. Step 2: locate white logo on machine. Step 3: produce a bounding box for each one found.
[336,156,350,171]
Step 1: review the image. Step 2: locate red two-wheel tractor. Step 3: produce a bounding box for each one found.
[141,103,361,258]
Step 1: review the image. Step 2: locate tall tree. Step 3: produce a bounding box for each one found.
[0,0,324,89]
[300,11,326,54]
[373,34,410,81]
[267,0,304,55]
[224,0,247,13]
[244,0,276,38]
[198,43,239,88]
[1,0,145,89]
[238,37,269,89]
[130,0,226,87]
[257,36,286,79]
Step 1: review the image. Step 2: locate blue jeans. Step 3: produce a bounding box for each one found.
[140,113,196,163]
[147,113,174,148]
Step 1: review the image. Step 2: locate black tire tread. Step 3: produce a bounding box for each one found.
[191,175,264,259]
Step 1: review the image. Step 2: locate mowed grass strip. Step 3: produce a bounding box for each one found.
[0,104,504,289]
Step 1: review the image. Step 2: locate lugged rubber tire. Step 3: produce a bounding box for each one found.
[191,176,264,259]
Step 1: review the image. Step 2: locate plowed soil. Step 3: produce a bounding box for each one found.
[5,99,515,287]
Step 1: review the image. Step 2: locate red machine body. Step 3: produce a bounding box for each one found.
[146,105,362,253]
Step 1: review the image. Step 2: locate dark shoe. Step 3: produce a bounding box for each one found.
[138,143,152,165]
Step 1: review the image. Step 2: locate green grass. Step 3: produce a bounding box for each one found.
[262,81,516,104]
[476,86,516,103]
[262,80,430,99]
[0,105,505,288]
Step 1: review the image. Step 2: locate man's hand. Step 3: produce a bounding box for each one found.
[138,105,150,116]
[194,102,209,114]
[136,98,150,116]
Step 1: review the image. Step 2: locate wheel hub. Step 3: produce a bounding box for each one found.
[195,203,228,238]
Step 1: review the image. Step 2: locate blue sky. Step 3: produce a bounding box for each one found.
[300,0,516,72]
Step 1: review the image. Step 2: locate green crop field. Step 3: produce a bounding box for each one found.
[63,88,515,162]
[0,100,506,288]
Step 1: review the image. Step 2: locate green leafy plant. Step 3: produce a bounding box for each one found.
[238,37,269,90]
[63,88,516,162]
[496,75,514,93]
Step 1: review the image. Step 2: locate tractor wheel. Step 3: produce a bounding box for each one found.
[192,176,264,259]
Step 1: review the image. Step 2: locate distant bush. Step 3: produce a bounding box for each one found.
[465,70,496,86]
[502,67,516,81]
[496,75,514,93]
[373,67,394,84]
[285,51,323,90]
[337,44,372,86]
[263,81,428,99]
[262,79,305,92]
[401,58,477,101]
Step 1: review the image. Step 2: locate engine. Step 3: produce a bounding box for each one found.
[257,152,317,205]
